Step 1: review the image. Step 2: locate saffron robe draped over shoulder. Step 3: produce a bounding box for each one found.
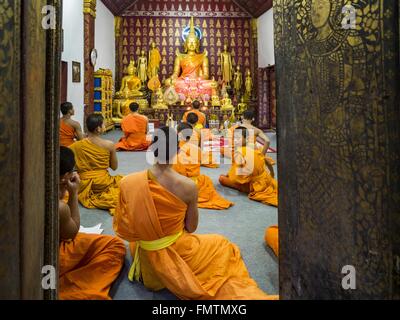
[115,114,151,151]
[113,171,277,300]
[182,109,206,127]
[69,139,123,214]
[220,146,278,207]
[174,140,233,210]
[59,233,126,300]
[60,120,76,147]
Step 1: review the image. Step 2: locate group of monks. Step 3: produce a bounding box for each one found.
[58,100,279,300]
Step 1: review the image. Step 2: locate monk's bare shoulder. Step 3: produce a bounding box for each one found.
[173,172,197,202]
[102,139,117,152]
[69,119,82,130]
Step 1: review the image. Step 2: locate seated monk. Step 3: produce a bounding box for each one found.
[186,113,219,169]
[59,147,125,300]
[59,102,84,147]
[182,100,206,129]
[174,123,233,210]
[113,127,277,300]
[265,226,279,257]
[115,102,151,151]
[219,127,278,207]
[222,110,275,178]
[69,114,123,215]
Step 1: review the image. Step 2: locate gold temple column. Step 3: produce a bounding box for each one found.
[83,0,96,116]
[114,16,122,90]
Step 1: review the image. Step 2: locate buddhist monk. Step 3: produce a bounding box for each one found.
[113,126,278,300]
[115,102,151,151]
[69,114,123,215]
[174,122,233,210]
[186,112,219,169]
[219,127,278,207]
[265,226,279,257]
[242,111,275,176]
[182,100,206,128]
[59,147,125,300]
[222,111,275,177]
[60,102,84,147]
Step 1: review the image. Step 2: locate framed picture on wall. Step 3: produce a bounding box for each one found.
[72,61,81,83]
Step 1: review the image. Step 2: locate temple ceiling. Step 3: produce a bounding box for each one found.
[101,0,272,18]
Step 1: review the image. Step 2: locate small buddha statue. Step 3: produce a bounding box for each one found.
[137,50,148,86]
[245,69,253,100]
[115,61,143,99]
[233,66,243,95]
[237,97,248,114]
[221,92,234,111]
[153,88,168,110]
[211,95,221,107]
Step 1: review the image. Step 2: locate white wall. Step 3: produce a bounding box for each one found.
[62,0,85,126]
[95,1,116,79]
[258,9,275,67]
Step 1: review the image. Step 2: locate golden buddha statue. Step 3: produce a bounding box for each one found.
[221,92,234,111]
[165,17,217,98]
[245,69,253,100]
[148,42,162,80]
[233,66,243,95]
[211,95,221,107]
[237,97,248,114]
[153,88,168,110]
[137,50,148,86]
[115,60,143,99]
[220,44,233,87]
[113,61,147,123]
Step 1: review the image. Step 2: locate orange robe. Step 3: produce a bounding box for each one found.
[219,146,278,207]
[182,109,206,127]
[221,126,275,166]
[69,139,123,214]
[59,233,126,300]
[265,226,279,257]
[60,120,76,147]
[116,113,151,151]
[174,140,233,210]
[113,171,277,300]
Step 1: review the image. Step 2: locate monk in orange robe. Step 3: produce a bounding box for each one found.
[185,112,219,169]
[174,123,233,210]
[219,127,278,207]
[59,102,84,147]
[182,100,206,128]
[59,146,125,300]
[113,127,278,300]
[69,114,123,214]
[222,110,275,178]
[265,226,279,257]
[116,102,151,151]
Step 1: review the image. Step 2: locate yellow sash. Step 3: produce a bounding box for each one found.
[128,230,183,282]
[79,170,108,180]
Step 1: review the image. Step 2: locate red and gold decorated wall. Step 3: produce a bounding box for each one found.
[258,66,276,130]
[115,0,257,88]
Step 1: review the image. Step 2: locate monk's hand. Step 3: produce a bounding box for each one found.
[66,172,81,196]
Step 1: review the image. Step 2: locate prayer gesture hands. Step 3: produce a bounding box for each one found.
[66,172,81,195]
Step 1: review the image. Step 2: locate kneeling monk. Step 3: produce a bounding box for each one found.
[69,114,123,214]
[59,102,84,147]
[114,127,277,300]
[116,102,151,151]
[59,147,125,300]
[174,123,233,210]
[219,127,278,207]
[222,111,275,178]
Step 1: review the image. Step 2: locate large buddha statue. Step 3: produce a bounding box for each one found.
[165,17,217,99]
[113,61,148,123]
[115,61,143,99]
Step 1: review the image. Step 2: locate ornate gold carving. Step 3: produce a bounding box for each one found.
[83,0,97,18]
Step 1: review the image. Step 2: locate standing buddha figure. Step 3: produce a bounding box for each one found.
[245,69,253,100]
[148,42,161,80]
[137,50,148,86]
[220,44,233,87]
[233,66,243,96]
